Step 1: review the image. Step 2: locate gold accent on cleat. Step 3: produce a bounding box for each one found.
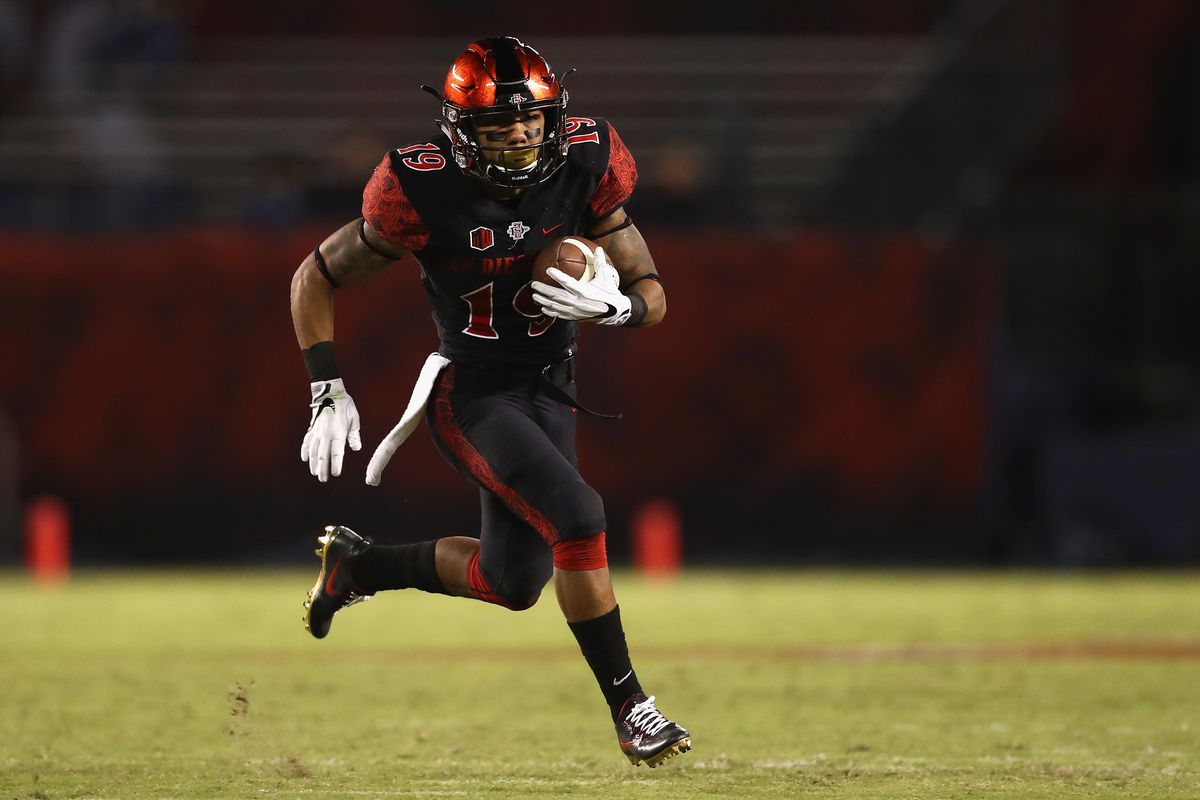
[304,531,336,634]
[303,525,372,638]
[643,737,692,768]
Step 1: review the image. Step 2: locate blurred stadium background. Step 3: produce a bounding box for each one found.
[3,0,1200,570]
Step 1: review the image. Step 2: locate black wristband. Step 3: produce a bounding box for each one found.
[302,341,339,381]
[621,293,648,327]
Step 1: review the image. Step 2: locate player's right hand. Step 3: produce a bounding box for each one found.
[301,378,362,482]
[533,247,633,325]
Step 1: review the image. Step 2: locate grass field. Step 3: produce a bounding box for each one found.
[2,569,1199,799]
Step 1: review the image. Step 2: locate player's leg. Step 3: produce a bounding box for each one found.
[304,502,550,639]
[553,564,614,620]
[303,375,556,636]
[533,362,692,767]
[431,363,690,766]
[426,366,608,611]
[302,523,459,639]
[466,490,554,609]
[352,492,552,610]
[309,365,568,630]
[527,365,620,623]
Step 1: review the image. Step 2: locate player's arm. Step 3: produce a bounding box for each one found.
[532,207,664,329]
[533,121,662,328]
[291,218,407,482]
[589,207,665,326]
[291,218,406,348]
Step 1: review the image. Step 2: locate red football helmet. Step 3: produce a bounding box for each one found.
[424,36,570,188]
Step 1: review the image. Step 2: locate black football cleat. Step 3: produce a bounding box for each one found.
[303,525,373,639]
[616,693,692,767]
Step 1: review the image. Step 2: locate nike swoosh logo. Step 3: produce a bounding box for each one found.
[324,557,343,596]
[613,669,633,686]
[309,396,335,430]
[541,223,564,236]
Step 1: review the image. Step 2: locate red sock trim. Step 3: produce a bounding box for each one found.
[553,532,608,570]
[433,367,560,546]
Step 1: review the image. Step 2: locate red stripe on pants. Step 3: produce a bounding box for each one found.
[432,366,560,546]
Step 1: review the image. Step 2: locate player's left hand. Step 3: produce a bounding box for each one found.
[532,247,632,326]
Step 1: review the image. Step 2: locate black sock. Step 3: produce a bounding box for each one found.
[349,540,448,595]
[568,605,643,721]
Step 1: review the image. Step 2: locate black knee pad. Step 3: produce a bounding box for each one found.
[544,479,606,541]
[492,557,553,611]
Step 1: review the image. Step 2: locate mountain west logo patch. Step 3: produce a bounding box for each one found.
[507,221,530,243]
[469,227,495,251]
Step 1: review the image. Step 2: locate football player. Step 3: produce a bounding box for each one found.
[289,36,689,768]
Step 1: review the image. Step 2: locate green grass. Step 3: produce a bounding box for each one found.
[2,569,1199,798]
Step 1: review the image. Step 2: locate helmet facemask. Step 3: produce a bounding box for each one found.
[443,98,567,188]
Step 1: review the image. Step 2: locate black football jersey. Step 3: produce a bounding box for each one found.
[362,116,637,365]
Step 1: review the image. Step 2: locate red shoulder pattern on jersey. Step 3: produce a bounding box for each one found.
[589,121,638,220]
[362,153,431,251]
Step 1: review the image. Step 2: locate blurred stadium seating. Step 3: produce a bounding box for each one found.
[0,34,930,230]
[4,0,1200,566]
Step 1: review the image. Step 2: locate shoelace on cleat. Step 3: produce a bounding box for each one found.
[626,695,671,737]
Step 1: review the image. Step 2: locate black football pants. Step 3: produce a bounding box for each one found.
[425,359,606,609]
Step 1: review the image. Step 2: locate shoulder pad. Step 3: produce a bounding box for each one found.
[361,148,434,251]
[585,119,637,220]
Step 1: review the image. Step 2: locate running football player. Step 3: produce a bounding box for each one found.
[289,36,689,767]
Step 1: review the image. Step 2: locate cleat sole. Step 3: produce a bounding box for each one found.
[623,736,692,768]
[302,526,372,640]
[643,737,692,769]
[303,533,334,636]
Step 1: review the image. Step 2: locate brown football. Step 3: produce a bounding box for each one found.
[532,236,598,287]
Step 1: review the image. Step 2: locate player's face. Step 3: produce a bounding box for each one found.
[473,110,545,171]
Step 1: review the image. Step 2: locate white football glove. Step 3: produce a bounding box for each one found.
[301,378,362,483]
[531,246,632,326]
